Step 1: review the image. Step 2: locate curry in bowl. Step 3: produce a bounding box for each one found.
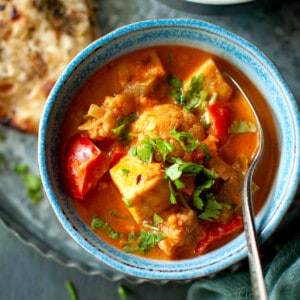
[61,45,277,260]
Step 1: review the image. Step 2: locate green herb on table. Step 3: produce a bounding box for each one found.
[65,280,78,300]
[0,132,5,141]
[14,164,43,204]
[0,152,4,165]
[118,285,127,300]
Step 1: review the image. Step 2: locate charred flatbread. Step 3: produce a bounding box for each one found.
[0,0,97,133]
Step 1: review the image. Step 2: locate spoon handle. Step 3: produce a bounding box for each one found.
[243,167,268,300]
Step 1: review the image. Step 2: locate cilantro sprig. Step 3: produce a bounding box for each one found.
[198,198,231,221]
[169,74,209,111]
[91,216,123,240]
[112,112,138,139]
[129,135,174,163]
[165,158,218,205]
[123,230,164,254]
[170,127,199,152]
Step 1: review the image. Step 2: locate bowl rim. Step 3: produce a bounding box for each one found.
[38,18,300,280]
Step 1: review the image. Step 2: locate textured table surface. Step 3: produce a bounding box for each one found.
[0,0,299,299]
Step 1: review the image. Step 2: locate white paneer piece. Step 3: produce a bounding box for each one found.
[109,155,170,224]
[183,58,232,102]
[117,50,166,90]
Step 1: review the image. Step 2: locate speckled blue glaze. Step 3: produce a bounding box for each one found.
[38,19,300,280]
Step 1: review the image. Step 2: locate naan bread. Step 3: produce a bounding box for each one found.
[0,0,97,133]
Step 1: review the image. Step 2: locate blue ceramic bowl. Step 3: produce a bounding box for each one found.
[38,19,300,281]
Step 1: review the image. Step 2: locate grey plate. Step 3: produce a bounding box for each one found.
[1,0,299,282]
[0,125,132,281]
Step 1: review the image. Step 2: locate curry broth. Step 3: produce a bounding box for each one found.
[61,45,278,260]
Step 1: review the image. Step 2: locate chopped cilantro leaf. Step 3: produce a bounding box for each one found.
[192,178,215,209]
[153,213,164,226]
[169,74,210,112]
[123,230,164,254]
[118,285,128,300]
[169,76,185,106]
[121,168,129,176]
[155,138,174,161]
[122,197,132,208]
[65,280,77,300]
[112,112,138,139]
[170,127,199,152]
[14,164,29,174]
[129,136,155,163]
[165,158,218,206]
[14,164,43,203]
[91,216,123,240]
[199,144,211,164]
[129,135,173,163]
[198,198,231,221]
[165,158,218,181]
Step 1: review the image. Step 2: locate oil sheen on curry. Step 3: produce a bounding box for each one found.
[61,46,277,260]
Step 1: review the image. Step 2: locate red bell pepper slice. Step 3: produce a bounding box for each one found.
[196,214,243,255]
[207,103,233,145]
[109,144,127,167]
[65,135,110,199]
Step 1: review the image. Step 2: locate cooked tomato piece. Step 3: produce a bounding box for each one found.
[195,214,243,255]
[208,103,233,144]
[66,135,110,199]
[109,144,127,167]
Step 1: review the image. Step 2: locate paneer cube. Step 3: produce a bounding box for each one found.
[117,50,166,90]
[183,58,232,102]
[109,155,170,224]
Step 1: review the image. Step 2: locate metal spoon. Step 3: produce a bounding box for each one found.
[224,72,268,300]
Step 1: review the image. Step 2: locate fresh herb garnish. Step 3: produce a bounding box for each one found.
[129,135,174,163]
[122,197,132,208]
[198,198,231,221]
[153,213,164,226]
[121,168,130,176]
[123,230,164,254]
[170,127,199,152]
[199,144,211,164]
[184,74,207,110]
[169,74,210,112]
[165,158,218,206]
[112,112,138,139]
[91,216,123,240]
[65,280,77,300]
[169,76,184,105]
[14,164,29,174]
[118,285,128,300]
[165,158,217,181]
[14,164,43,203]
[192,179,216,210]
[129,136,156,163]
